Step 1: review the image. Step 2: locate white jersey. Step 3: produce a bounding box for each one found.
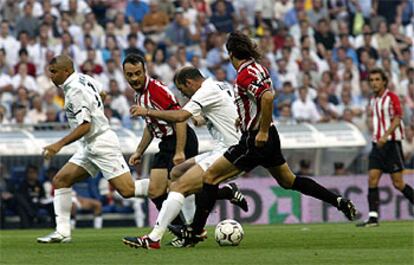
[183,78,240,149]
[62,72,109,144]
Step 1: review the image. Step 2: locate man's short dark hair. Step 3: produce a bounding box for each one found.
[369,67,388,87]
[173,67,204,86]
[122,53,146,69]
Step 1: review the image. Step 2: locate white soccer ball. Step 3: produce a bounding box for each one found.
[214,219,244,246]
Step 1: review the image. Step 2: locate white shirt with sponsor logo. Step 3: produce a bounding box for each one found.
[62,72,110,145]
[183,78,240,149]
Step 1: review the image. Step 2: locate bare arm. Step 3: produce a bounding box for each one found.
[259,91,274,134]
[173,121,187,165]
[129,126,154,166]
[382,116,402,139]
[130,104,193,122]
[135,125,154,155]
[255,91,274,147]
[43,122,91,159]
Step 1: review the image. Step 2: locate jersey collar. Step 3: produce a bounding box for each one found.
[62,72,77,93]
[237,59,254,73]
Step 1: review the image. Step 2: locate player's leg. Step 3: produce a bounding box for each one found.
[356,169,382,226]
[123,163,205,249]
[267,163,357,220]
[391,171,414,204]
[37,162,90,243]
[190,156,242,236]
[77,196,103,229]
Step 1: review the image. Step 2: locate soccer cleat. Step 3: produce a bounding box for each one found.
[37,231,71,243]
[167,225,207,247]
[123,235,160,249]
[227,183,249,212]
[337,198,357,221]
[356,217,379,227]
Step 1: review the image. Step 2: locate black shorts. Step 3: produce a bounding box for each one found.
[368,141,404,173]
[224,125,286,172]
[152,126,198,171]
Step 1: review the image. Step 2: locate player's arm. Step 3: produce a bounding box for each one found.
[129,126,154,166]
[130,105,193,122]
[173,121,187,165]
[43,121,91,159]
[256,90,274,147]
[378,94,403,147]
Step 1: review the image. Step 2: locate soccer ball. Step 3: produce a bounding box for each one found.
[214,219,244,246]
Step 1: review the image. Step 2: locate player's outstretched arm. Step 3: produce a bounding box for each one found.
[130,105,192,123]
[43,121,91,159]
[129,126,153,166]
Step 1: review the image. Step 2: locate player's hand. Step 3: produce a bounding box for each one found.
[191,115,206,127]
[235,118,240,131]
[377,136,387,148]
[129,152,142,166]
[255,131,268,148]
[130,105,147,117]
[173,151,185,166]
[43,142,62,159]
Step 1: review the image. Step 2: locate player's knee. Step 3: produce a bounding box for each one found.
[170,167,181,182]
[392,180,405,191]
[52,174,70,188]
[118,186,135,198]
[148,186,164,199]
[203,169,217,185]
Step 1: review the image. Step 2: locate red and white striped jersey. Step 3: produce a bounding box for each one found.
[369,89,404,142]
[135,77,181,138]
[234,59,273,132]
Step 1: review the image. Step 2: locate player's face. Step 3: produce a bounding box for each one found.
[124,62,146,92]
[176,82,192,98]
[48,64,67,86]
[369,73,386,95]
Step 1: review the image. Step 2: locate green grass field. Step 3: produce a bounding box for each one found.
[1,221,413,265]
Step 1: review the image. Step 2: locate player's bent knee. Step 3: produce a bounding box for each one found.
[148,186,165,199]
[392,180,405,191]
[52,174,71,188]
[118,186,135,198]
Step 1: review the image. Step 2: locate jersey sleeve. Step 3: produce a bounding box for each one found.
[70,88,92,125]
[389,92,403,117]
[237,67,272,101]
[183,86,220,116]
[149,84,181,111]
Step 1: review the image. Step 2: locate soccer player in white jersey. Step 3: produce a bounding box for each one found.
[37,55,142,243]
[122,67,246,249]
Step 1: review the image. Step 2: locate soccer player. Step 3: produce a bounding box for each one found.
[357,68,414,227]
[122,54,198,223]
[166,32,357,245]
[37,55,142,243]
[122,66,247,249]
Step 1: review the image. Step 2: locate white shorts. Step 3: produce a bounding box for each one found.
[69,130,130,180]
[194,148,227,171]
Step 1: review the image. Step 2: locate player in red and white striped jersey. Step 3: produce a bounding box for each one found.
[122,54,198,223]
[357,68,413,227]
[171,32,357,245]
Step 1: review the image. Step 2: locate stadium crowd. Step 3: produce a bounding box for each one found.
[0,0,413,162]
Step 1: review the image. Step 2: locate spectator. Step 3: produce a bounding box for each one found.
[14,165,54,228]
[291,86,321,123]
[402,125,414,168]
[296,159,313,176]
[11,64,38,93]
[277,103,297,125]
[123,34,145,58]
[125,0,149,23]
[314,18,336,53]
[315,91,339,122]
[27,95,46,124]
[0,21,20,68]
[14,48,36,77]
[164,8,193,49]
[333,162,348,176]
[71,191,103,229]
[15,2,40,38]
[108,79,130,119]
[141,1,169,42]
[210,0,234,33]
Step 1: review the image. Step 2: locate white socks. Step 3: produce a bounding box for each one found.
[54,188,72,237]
[368,211,378,218]
[182,194,196,224]
[134,179,150,197]
[133,198,146,227]
[149,191,184,241]
[94,216,103,229]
